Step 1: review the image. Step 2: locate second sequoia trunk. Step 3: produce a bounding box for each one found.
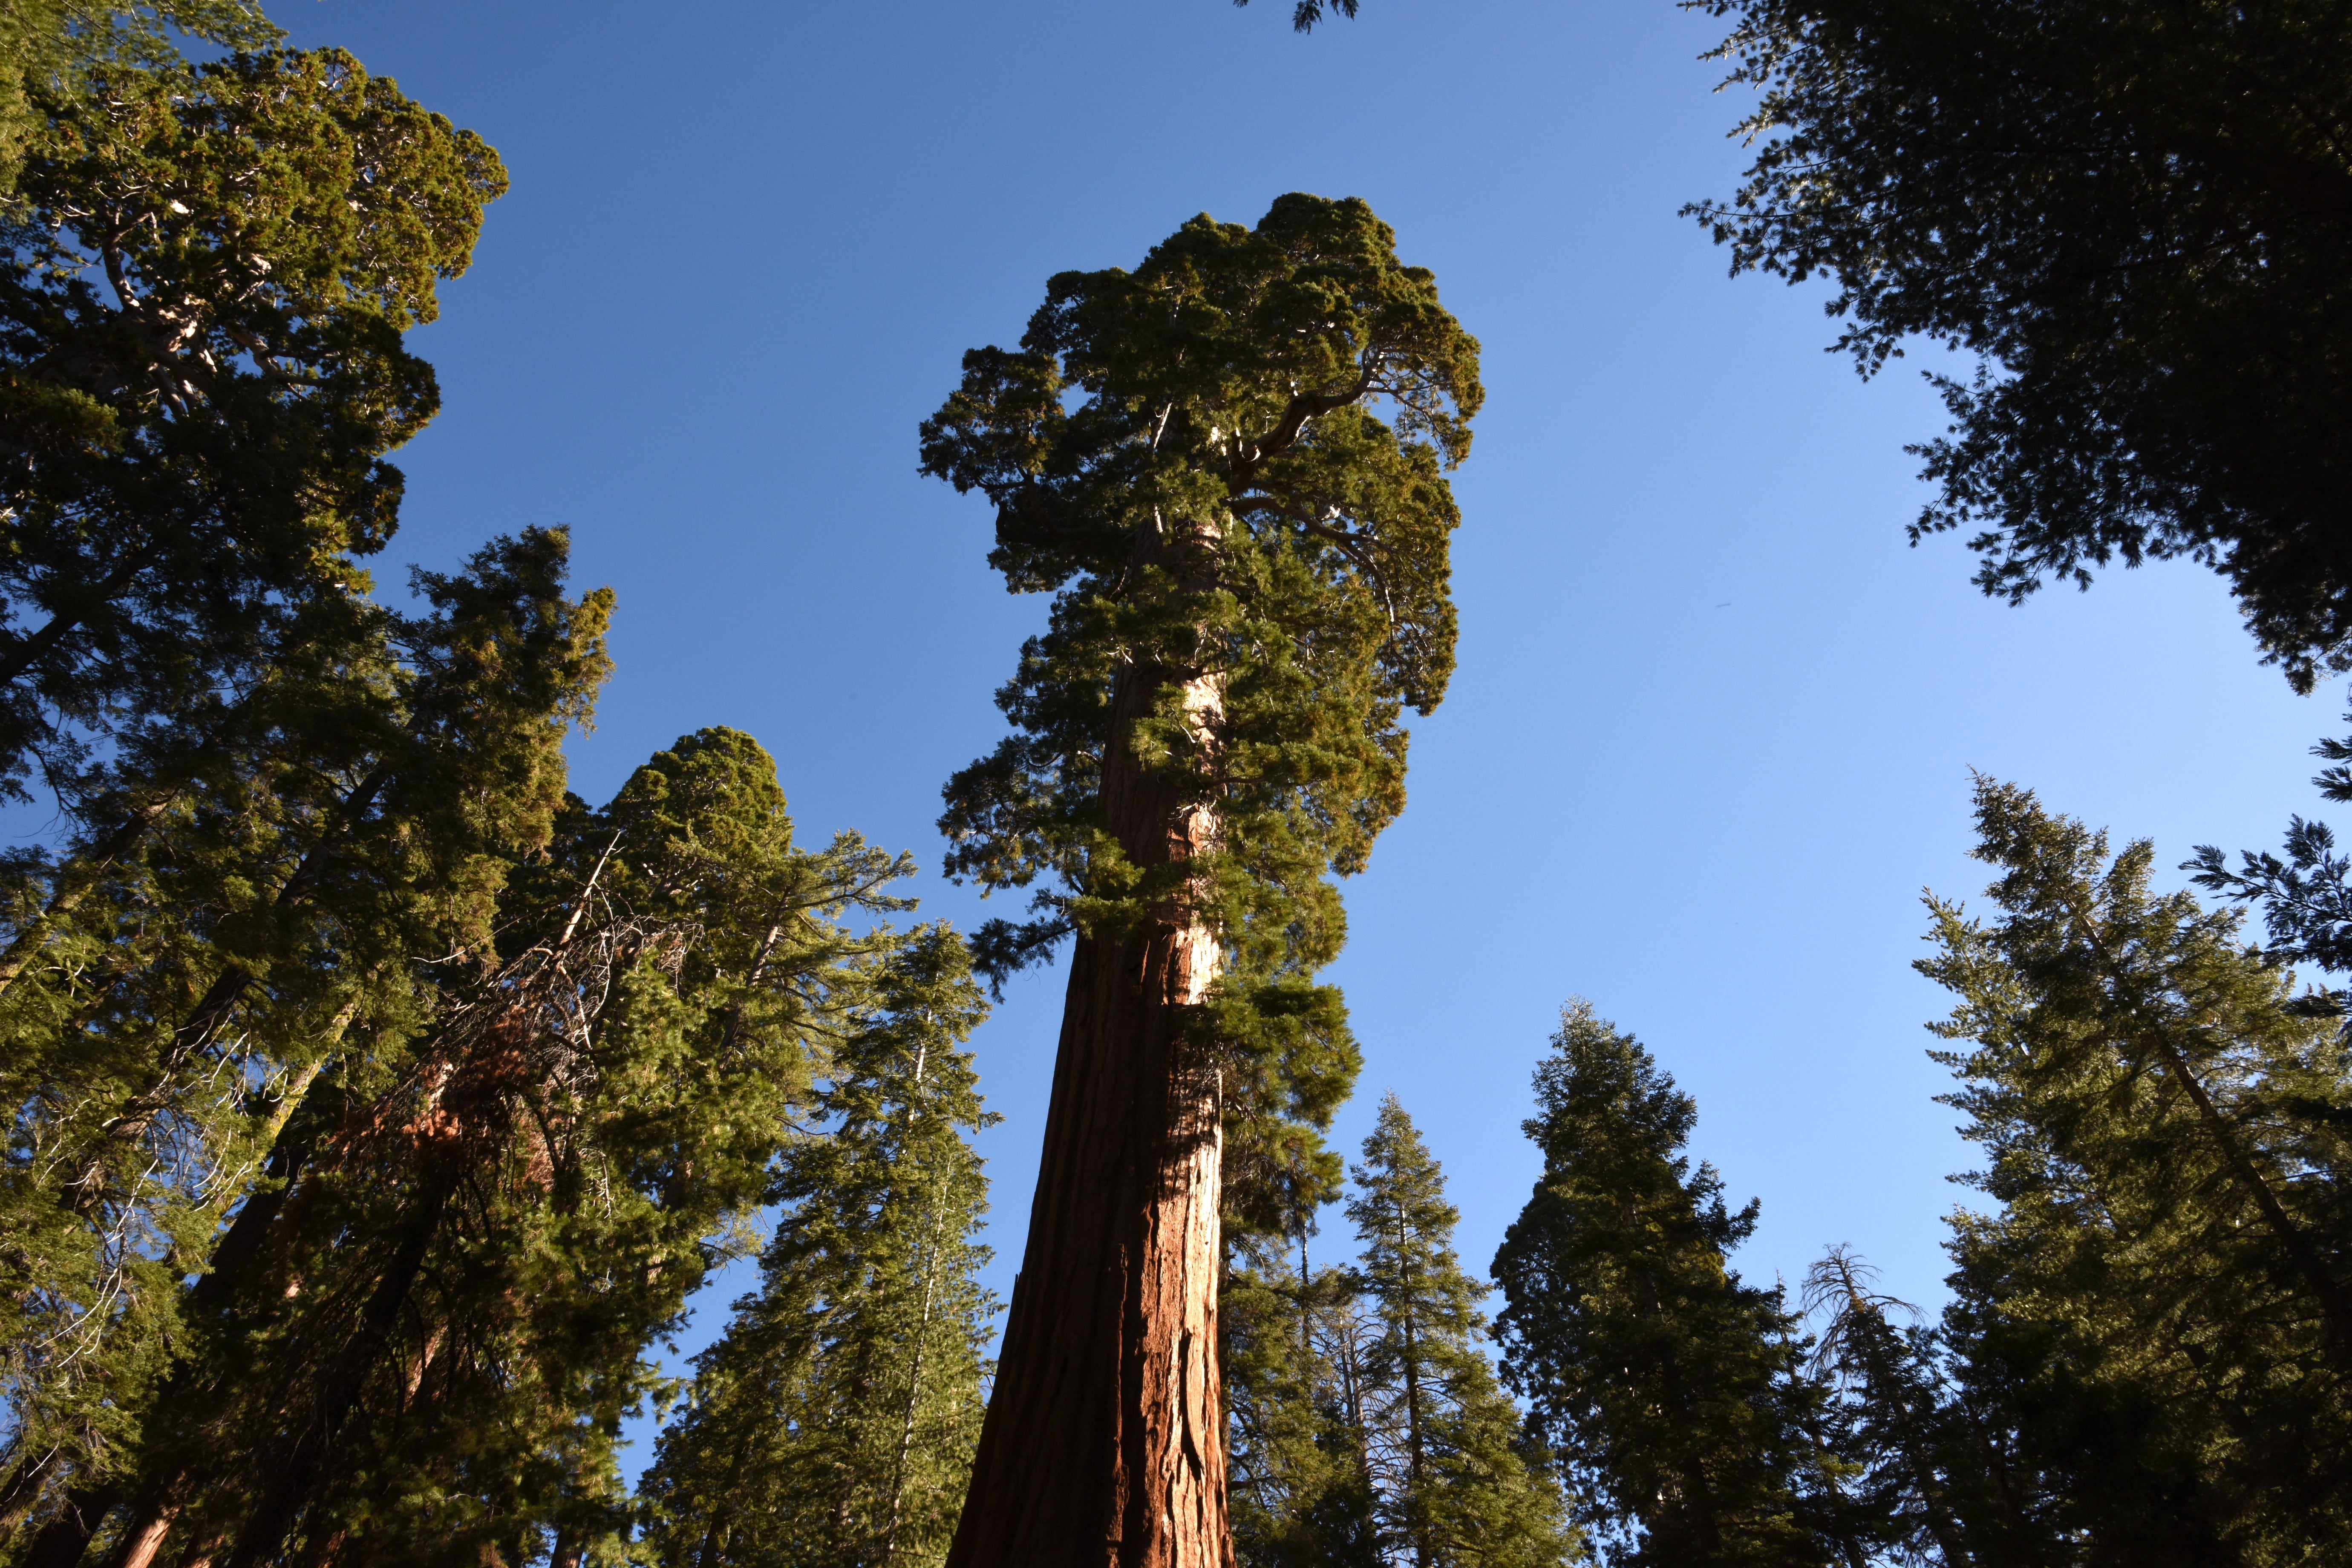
[946,663,1231,1568]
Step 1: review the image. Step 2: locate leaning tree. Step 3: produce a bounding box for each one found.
[919,193,1479,1566]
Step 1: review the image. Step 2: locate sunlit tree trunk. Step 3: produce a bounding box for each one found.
[945,657,1231,1568]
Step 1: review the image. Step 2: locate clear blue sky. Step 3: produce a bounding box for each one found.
[284,0,2335,1463]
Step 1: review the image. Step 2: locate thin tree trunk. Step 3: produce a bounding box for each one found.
[0,1447,61,1541]
[98,1061,338,1567]
[18,1484,119,1568]
[884,1194,947,1567]
[14,1069,333,1568]
[0,537,164,693]
[0,787,184,1001]
[216,1173,454,1568]
[944,654,1231,1568]
[2146,1031,2352,1351]
[1394,1212,1427,1568]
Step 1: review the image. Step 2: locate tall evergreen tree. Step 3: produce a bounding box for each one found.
[917,193,1479,1566]
[6,727,928,1567]
[1797,1250,1984,1568]
[1682,0,2352,689]
[1917,778,2352,1565]
[0,43,507,795]
[1492,1002,1841,1568]
[0,525,610,1562]
[1224,1230,1381,1568]
[1345,1094,1575,1568]
[639,923,996,1568]
[0,2,275,188]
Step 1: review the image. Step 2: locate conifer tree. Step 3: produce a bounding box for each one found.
[0,1,275,187]
[1918,779,2352,1564]
[1682,1,2352,689]
[1492,1002,1841,1568]
[1223,1232,1380,1568]
[0,526,610,1562]
[918,193,1479,1565]
[639,923,996,1568]
[1797,1250,1978,1567]
[0,43,507,796]
[1346,1094,1575,1568]
[8,728,927,1566]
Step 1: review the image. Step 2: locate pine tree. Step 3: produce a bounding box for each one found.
[638,923,995,1568]
[1344,1095,1575,1568]
[1917,778,2352,1565]
[918,193,1479,1566]
[1223,1231,1381,1568]
[1492,1002,1841,1568]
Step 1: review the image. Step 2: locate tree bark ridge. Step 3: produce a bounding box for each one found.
[944,658,1231,1568]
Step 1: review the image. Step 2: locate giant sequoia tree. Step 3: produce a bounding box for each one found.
[918,193,1479,1566]
[0,1,275,187]
[1685,0,2352,689]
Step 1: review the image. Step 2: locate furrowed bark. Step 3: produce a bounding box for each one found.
[945,656,1231,1568]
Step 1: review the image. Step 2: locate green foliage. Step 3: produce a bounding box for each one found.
[1348,1095,1577,1568]
[2188,695,2352,979]
[1224,1239,1382,1568]
[1225,1096,1575,1568]
[0,526,609,1531]
[1492,1003,1843,1568]
[917,191,1479,1228]
[1234,0,1360,35]
[1796,1250,1980,1566]
[0,43,507,793]
[1915,778,2352,1564]
[0,2,277,187]
[73,727,931,1566]
[638,924,996,1568]
[1687,0,2352,689]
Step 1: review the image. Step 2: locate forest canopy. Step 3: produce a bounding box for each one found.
[1,3,2348,1566]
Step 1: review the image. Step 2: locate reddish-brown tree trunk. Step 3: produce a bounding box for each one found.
[944,657,1231,1568]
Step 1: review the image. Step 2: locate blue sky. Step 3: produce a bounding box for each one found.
[283,0,2335,1462]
